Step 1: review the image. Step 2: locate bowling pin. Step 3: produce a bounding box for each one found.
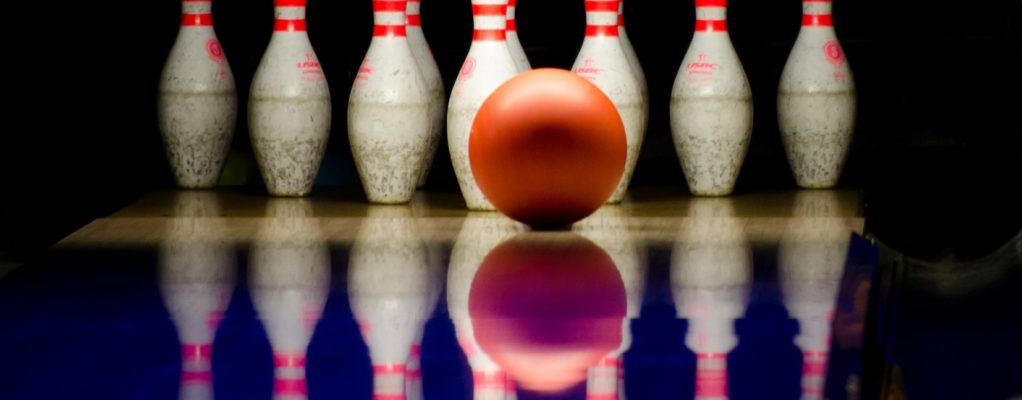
[506,0,531,71]
[671,199,752,400]
[572,0,645,204]
[349,0,432,204]
[778,191,851,400]
[778,0,856,189]
[250,199,330,400]
[448,213,525,399]
[158,192,236,400]
[249,0,331,197]
[618,0,649,151]
[670,0,753,196]
[158,0,236,189]
[405,0,447,188]
[448,0,520,211]
[349,206,433,400]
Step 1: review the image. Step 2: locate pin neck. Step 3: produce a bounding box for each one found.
[181,0,213,27]
[374,0,408,37]
[694,0,727,33]
[406,0,421,26]
[471,3,508,41]
[801,0,833,26]
[585,0,620,37]
[274,0,307,32]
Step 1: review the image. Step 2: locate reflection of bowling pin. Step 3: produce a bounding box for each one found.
[249,0,331,197]
[572,0,645,204]
[670,0,752,196]
[158,0,236,189]
[671,199,753,400]
[576,206,646,399]
[349,0,432,204]
[250,199,330,399]
[778,191,850,400]
[349,206,433,400]
[448,213,525,399]
[159,192,236,400]
[505,0,531,71]
[448,0,520,211]
[778,0,856,189]
[406,0,447,188]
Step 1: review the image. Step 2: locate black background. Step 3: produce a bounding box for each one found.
[3,0,1021,261]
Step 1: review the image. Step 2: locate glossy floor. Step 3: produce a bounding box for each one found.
[4,189,875,399]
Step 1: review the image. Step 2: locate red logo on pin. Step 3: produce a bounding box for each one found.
[206,38,225,63]
[460,56,477,80]
[823,40,844,65]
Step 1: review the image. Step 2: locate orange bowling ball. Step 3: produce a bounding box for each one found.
[469,68,626,228]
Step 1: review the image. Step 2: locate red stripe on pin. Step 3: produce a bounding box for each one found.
[373,364,407,374]
[506,19,516,31]
[275,0,306,6]
[618,14,624,26]
[374,24,407,36]
[274,354,307,368]
[181,344,213,361]
[508,0,516,5]
[407,14,421,26]
[586,25,619,36]
[473,29,507,41]
[695,0,727,7]
[695,19,727,32]
[473,4,507,16]
[274,378,308,395]
[374,0,406,12]
[585,0,620,12]
[373,395,406,400]
[802,14,833,26]
[181,13,212,26]
[587,394,617,400]
[274,19,307,31]
[696,353,727,359]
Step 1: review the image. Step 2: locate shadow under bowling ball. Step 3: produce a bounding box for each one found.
[468,232,627,394]
[470,68,627,229]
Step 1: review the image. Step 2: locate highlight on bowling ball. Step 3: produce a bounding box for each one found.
[469,232,626,394]
[469,68,627,228]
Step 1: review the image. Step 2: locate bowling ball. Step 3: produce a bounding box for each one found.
[469,68,626,228]
[469,233,626,393]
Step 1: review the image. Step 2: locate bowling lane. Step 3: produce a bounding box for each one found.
[0,189,895,399]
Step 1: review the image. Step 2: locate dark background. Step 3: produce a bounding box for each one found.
[3,0,1021,262]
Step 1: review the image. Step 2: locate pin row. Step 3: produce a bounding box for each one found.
[158,0,853,206]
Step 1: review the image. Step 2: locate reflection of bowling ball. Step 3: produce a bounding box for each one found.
[469,68,627,228]
[469,233,626,393]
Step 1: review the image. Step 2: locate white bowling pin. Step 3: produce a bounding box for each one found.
[671,198,753,400]
[249,199,330,400]
[349,206,433,400]
[778,191,850,400]
[249,0,331,197]
[572,0,645,204]
[158,192,236,400]
[349,0,432,204]
[778,0,856,189]
[158,0,236,189]
[448,0,520,211]
[506,0,531,71]
[448,213,525,399]
[406,0,447,188]
[670,0,752,196]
